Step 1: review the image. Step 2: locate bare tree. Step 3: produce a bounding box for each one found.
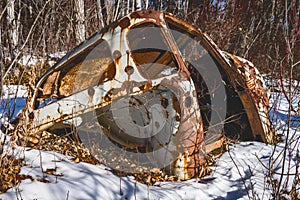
[6,0,19,57]
[95,0,105,29]
[136,0,142,10]
[74,0,86,45]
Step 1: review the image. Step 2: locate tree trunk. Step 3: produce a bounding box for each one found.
[136,0,142,10]
[145,0,149,9]
[113,0,120,21]
[127,0,130,15]
[96,0,105,29]
[6,0,18,56]
[132,0,135,12]
[74,0,85,45]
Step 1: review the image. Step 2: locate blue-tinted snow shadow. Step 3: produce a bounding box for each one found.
[210,169,252,200]
[270,109,300,129]
[213,189,248,200]
[0,97,26,120]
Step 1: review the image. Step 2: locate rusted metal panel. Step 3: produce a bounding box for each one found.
[225,53,274,143]
[11,9,274,180]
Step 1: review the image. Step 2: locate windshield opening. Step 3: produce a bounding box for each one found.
[127,22,178,80]
[36,39,115,108]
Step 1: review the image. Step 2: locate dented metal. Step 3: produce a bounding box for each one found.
[14,10,274,180]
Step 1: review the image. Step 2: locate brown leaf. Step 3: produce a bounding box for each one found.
[44,168,57,175]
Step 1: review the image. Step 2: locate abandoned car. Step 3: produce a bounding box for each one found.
[11,10,274,180]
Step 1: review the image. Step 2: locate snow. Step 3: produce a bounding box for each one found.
[3,52,66,76]
[0,85,27,122]
[0,84,299,200]
[18,52,66,67]
[2,143,272,200]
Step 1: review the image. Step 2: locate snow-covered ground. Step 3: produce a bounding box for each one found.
[0,85,27,122]
[0,85,299,200]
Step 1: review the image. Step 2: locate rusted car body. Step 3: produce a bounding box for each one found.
[15,10,273,179]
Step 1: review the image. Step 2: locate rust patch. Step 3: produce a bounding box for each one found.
[125,65,134,76]
[103,88,114,102]
[229,54,269,107]
[113,50,122,60]
[119,17,130,29]
[59,57,115,96]
[28,112,34,120]
[138,83,152,91]
[130,9,161,20]
[173,151,190,180]
[297,101,300,116]
[225,53,274,143]
[42,72,59,96]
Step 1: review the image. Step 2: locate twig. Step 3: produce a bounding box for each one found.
[228,148,251,199]
[3,0,51,80]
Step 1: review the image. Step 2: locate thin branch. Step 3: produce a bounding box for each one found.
[228,149,251,199]
[3,0,51,80]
